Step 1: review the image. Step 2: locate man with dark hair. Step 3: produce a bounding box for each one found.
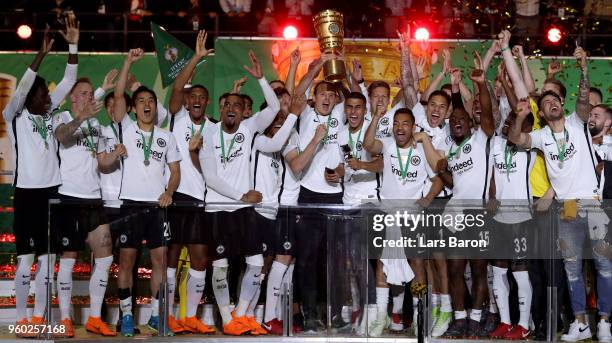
[590,87,603,107]
[2,19,78,337]
[113,48,182,337]
[269,79,286,90]
[241,94,254,118]
[163,30,216,335]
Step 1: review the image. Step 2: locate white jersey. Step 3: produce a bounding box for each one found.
[492,136,536,223]
[3,65,77,188]
[414,102,453,198]
[359,82,403,139]
[167,107,216,201]
[279,131,301,206]
[119,122,181,202]
[56,112,105,199]
[529,112,599,199]
[338,120,379,204]
[445,128,494,200]
[298,106,345,194]
[98,115,135,206]
[379,138,436,199]
[250,114,298,219]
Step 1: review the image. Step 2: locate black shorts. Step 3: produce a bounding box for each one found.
[118,201,169,250]
[274,206,297,256]
[105,206,123,232]
[491,220,532,260]
[168,192,211,245]
[13,186,60,256]
[210,207,262,259]
[52,194,108,252]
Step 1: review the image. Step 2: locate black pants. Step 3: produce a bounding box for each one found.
[295,187,343,322]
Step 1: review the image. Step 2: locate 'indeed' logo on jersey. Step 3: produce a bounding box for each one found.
[449,157,474,173]
[324,132,338,144]
[548,142,576,162]
[495,161,517,171]
[391,164,418,179]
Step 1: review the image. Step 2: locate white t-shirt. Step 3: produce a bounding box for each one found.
[529,112,599,199]
[167,107,216,201]
[56,112,106,199]
[98,115,135,206]
[445,128,494,200]
[279,131,301,206]
[3,65,77,189]
[492,136,536,223]
[338,120,379,204]
[379,138,436,199]
[298,106,345,194]
[119,123,181,202]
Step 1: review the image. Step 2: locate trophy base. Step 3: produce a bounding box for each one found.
[323,59,346,83]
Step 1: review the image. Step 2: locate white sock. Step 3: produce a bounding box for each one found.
[350,276,360,313]
[15,254,34,320]
[120,296,132,316]
[376,287,389,320]
[441,294,452,312]
[276,261,294,320]
[186,268,206,318]
[392,291,404,314]
[492,266,510,324]
[166,267,176,317]
[488,265,498,313]
[34,254,56,317]
[431,293,440,308]
[247,274,264,317]
[513,271,532,329]
[455,310,467,320]
[151,297,159,317]
[464,264,472,296]
[89,256,112,318]
[470,308,482,322]
[58,258,75,320]
[413,296,419,322]
[235,262,263,317]
[265,261,287,323]
[212,263,232,325]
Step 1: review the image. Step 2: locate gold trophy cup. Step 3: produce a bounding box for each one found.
[313,9,346,82]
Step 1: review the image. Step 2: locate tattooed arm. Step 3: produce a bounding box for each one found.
[574,47,590,123]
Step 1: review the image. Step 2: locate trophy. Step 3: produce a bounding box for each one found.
[313,9,346,82]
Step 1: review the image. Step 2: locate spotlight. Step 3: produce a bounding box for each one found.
[414,27,430,41]
[283,25,298,40]
[17,25,32,40]
[547,27,562,43]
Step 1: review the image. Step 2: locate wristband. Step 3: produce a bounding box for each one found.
[69,44,78,54]
[357,78,365,84]
[501,46,510,52]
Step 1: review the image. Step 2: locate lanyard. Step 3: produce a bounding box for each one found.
[504,143,515,179]
[80,119,97,154]
[348,126,364,159]
[139,126,155,166]
[191,122,205,138]
[110,122,118,139]
[551,128,569,166]
[30,116,48,148]
[395,145,413,183]
[448,136,471,159]
[315,114,332,143]
[219,128,236,165]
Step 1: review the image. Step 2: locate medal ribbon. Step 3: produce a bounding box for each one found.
[504,144,514,179]
[30,116,48,143]
[110,122,118,139]
[139,126,155,164]
[551,128,569,164]
[219,128,236,164]
[395,145,413,183]
[315,114,333,144]
[80,119,97,153]
[191,122,205,138]
[448,136,471,159]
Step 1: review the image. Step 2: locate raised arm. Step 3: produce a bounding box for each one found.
[55,100,100,144]
[414,132,445,171]
[512,45,536,94]
[398,29,418,109]
[255,114,297,152]
[498,63,518,111]
[499,30,529,100]
[114,49,144,122]
[482,40,501,71]
[469,69,494,136]
[242,50,281,133]
[285,48,300,95]
[294,54,328,97]
[50,14,80,109]
[2,28,54,122]
[363,107,385,154]
[286,125,327,174]
[199,135,245,201]
[170,30,214,115]
[508,100,532,149]
[546,60,562,80]
[349,59,364,93]
[574,46,590,123]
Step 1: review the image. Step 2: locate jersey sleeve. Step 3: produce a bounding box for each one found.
[50,63,78,110]
[2,68,37,122]
[165,134,182,164]
[54,111,72,131]
[528,128,545,151]
[282,130,299,157]
[244,77,281,133]
[253,114,297,153]
[199,133,244,201]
